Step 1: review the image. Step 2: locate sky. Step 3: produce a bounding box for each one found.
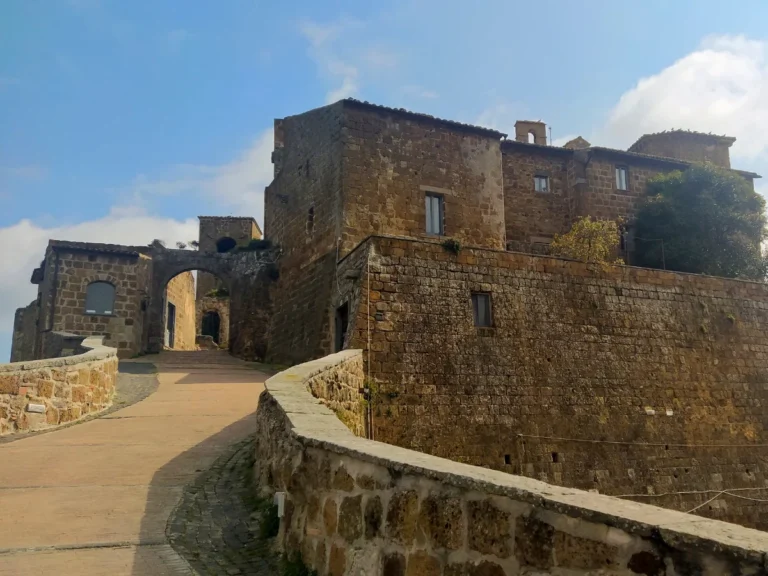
[3,0,768,360]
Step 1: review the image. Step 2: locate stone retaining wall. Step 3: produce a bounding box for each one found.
[254,350,768,576]
[0,335,118,436]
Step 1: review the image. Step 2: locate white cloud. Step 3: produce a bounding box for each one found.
[0,211,198,361]
[300,18,361,103]
[116,130,273,223]
[600,35,768,162]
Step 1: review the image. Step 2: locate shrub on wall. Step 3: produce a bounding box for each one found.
[550,216,623,264]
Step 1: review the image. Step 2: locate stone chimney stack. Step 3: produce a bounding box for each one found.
[515,120,547,145]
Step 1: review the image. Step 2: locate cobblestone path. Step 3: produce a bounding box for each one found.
[167,434,279,575]
[0,350,268,575]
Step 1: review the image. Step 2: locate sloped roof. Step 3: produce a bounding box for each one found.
[341,98,507,138]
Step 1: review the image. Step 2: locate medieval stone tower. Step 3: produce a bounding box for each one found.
[195,216,262,348]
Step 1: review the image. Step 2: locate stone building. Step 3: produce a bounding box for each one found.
[8,97,768,530]
[195,216,262,348]
[10,217,271,361]
[263,99,768,529]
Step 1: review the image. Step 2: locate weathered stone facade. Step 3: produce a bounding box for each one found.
[254,350,768,575]
[10,300,38,362]
[196,296,230,349]
[629,130,735,168]
[335,236,768,529]
[0,335,117,436]
[164,271,196,350]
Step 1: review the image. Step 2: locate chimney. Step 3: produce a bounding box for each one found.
[515,120,547,145]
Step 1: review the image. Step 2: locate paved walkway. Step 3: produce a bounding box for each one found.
[0,350,267,575]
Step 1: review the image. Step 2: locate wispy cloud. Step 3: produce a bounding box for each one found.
[300,18,362,103]
[114,130,273,224]
[364,48,398,69]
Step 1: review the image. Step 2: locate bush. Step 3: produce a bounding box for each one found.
[550,216,623,264]
[206,287,229,298]
[259,502,280,540]
[238,238,273,252]
[441,238,462,255]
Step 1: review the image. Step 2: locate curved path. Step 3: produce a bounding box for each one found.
[0,350,267,575]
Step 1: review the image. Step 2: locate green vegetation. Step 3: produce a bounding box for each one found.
[281,553,318,576]
[550,216,624,264]
[206,287,230,298]
[441,238,462,255]
[259,502,280,540]
[633,164,766,279]
[237,238,273,251]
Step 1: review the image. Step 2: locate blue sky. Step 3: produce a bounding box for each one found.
[3,0,768,360]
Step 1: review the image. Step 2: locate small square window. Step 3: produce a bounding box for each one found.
[471,292,492,327]
[425,192,444,235]
[534,175,549,193]
[615,166,628,191]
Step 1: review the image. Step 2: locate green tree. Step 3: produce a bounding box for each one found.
[550,216,624,264]
[632,164,766,279]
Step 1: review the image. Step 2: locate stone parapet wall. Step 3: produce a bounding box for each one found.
[0,335,118,436]
[305,351,365,437]
[254,350,768,576]
[341,236,768,529]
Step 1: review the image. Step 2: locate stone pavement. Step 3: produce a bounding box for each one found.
[167,434,279,575]
[0,350,268,575]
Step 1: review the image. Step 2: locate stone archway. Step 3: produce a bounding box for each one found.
[146,247,273,354]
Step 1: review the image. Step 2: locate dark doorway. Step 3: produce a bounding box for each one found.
[166,302,176,348]
[202,311,221,344]
[334,302,349,352]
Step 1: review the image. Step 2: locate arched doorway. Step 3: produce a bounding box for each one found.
[201,311,221,344]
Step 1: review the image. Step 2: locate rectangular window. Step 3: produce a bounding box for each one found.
[471,292,492,327]
[534,175,549,193]
[425,192,444,235]
[615,166,628,191]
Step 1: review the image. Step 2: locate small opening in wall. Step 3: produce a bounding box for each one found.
[504,454,511,465]
[551,452,559,463]
[88,255,97,262]
[664,444,669,450]
[528,131,535,144]
[307,206,315,234]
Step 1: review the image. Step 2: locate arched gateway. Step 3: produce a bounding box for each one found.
[146,247,273,354]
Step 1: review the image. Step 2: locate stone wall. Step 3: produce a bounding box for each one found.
[629,132,732,168]
[340,103,506,256]
[164,271,196,350]
[306,349,365,437]
[253,350,768,576]
[196,296,230,348]
[501,144,572,244]
[48,248,151,358]
[196,216,261,300]
[0,335,118,436]
[10,300,38,362]
[340,236,768,530]
[265,103,344,364]
[580,154,667,223]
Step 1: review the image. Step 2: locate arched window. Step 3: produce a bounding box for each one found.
[85,281,115,315]
[216,237,237,253]
[528,131,536,144]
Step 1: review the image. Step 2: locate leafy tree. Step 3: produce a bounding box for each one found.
[175,241,187,250]
[550,216,624,264]
[632,164,766,279]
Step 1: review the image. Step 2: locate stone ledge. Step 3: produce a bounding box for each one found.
[263,349,768,566]
[0,335,117,372]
